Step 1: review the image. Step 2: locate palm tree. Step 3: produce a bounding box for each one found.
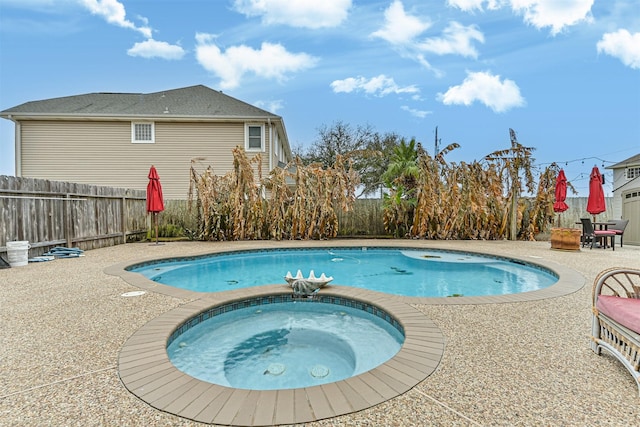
[381,138,420,236]
[381,138,419,192]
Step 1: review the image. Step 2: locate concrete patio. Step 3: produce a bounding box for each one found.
[1,239,639,426]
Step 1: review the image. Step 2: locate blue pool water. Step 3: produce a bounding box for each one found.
[131,247,557,297]
[166,300,404,390]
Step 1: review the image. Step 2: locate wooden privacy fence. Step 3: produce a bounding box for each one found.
[336,198,388,237]
[0,175,148,258]
[335,197,613,237]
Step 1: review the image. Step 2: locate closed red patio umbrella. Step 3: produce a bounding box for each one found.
[146,165,164,244]
[586,166,606,222]
[553,169,569,227]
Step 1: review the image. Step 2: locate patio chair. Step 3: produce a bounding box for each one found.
[580,218,616,250]
[591,267,640,395]
[608,219,629,247]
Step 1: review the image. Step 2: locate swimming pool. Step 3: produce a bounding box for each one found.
[111,242,583,425]
[167,296,404,390]
[129,247,558,297]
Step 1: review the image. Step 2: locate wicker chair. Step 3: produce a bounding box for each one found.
[591,268,640,394]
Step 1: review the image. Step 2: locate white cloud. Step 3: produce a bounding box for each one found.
[79,0,152,38]
[511,0,594,35]
[418,21,484,58]
[449,0,594,35]
[401,106,432,118]
[371,1,483,73]
[195,33,318,90]
[232,0,351,29]
[255,99,284,113]
[127,39,186,60]
[330,75,419,97]
[447,0,503,12]
[371,0,431,45]
[437,71,525,112]
[597,29,640,69]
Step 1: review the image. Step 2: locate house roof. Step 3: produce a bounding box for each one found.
[607,153,640,169]
[0,85,281,120]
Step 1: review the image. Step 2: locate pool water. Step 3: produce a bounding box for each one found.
[131,248,558,297]
[166,301,404,390]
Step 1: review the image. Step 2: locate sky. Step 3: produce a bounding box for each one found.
[0,0,639,197]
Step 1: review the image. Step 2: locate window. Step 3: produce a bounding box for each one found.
[132,122,154,143]
[245,124,264,151]
[626,167,640,179]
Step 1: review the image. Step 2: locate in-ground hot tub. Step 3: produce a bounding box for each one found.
[118,288,444,426]
[166,294,405,390]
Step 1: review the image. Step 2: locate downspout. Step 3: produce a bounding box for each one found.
[268,118,273,172]
[13,117,21,176]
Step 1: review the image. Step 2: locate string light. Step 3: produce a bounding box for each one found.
[538,156,617,167]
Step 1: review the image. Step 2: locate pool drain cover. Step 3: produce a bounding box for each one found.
[265,363,286,376]
[310,365,329,378]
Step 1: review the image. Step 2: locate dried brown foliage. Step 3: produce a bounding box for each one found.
[190,147,358,240]
[188,132,563,241]
[386,129,562,241]
[410,143,508,239]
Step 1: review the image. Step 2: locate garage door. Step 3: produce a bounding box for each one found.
[622,189,640,245]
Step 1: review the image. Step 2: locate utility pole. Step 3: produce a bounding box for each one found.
[434,126,440,157]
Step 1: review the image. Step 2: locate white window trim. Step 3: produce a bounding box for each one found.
[245,123,265,152]
[131,122,155,144]
[626,166,640,180]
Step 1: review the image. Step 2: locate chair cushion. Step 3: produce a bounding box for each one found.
[597,295,640,333]
[594,230,616,235]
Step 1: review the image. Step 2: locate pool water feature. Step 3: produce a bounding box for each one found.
[167,297,404,390]
[130,247,558,297]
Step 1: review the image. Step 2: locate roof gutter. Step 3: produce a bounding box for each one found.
[15,121,21,176]
[0,112,278,122]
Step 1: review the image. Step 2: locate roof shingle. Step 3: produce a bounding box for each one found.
[1,85,280,119]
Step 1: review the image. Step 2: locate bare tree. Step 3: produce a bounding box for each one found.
[301,121,400,197]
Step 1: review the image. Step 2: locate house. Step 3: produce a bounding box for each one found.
[606,153,640,245]
[0,85,293,199]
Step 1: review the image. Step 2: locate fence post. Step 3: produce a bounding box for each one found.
[121,196,126,244]
[64,193,72,247]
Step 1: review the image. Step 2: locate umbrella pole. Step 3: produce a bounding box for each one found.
[155,212,159,245]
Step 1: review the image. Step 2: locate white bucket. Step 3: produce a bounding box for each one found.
[7,241,30,267]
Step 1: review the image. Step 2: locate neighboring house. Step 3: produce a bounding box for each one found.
[0,85,293,199]
[606,153,640,245]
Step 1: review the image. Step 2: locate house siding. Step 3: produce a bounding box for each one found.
[18,120,275,199]
[610,169,640,245]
